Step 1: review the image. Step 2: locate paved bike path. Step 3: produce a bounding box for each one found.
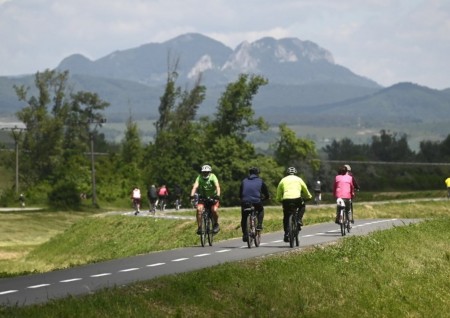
[0,218,420,307]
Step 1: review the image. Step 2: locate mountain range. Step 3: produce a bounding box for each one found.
[1,33,449,147]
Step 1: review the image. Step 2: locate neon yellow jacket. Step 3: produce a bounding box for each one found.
[276,175,312,202]
[445,177,450,187]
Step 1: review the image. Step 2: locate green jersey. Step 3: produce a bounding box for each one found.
[195,173,219,198]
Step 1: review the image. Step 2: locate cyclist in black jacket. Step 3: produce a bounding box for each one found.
[239,167,270,242]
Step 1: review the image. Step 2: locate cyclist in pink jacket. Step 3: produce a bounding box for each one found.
[333,166,354,224]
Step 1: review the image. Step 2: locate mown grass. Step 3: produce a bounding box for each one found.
[2,215,449,317]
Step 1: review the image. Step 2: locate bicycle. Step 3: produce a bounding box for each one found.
[337,198,351,236]
[199,197,216,247]
[243,203,261,248]
[286,202,301,248]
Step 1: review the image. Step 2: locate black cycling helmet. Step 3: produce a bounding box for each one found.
[249,167,260,175]
[287,167,297,175]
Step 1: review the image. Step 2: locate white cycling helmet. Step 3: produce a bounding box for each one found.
[201,164,212,179]
[201,165,212,172]
[287,167,297,175]
[344,164,351,171]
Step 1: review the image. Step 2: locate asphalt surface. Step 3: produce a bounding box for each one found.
[0,216,421,307]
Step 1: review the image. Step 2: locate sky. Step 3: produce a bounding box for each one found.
[0,0,449,90]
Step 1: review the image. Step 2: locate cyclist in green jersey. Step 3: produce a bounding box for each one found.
[190,164,221,235]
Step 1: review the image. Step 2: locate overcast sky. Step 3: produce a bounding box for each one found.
[1,0,449,89]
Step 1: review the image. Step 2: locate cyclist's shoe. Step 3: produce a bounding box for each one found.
[196,227,203,235]
[297,219,303,226]
[351,219,355,224]
[242,235,248,242]
[134,211,139,216]
[283,234,289,242]
[213,223,220,234]
[256,224,263,231]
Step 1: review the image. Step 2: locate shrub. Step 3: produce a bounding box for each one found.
[47,182,81,210]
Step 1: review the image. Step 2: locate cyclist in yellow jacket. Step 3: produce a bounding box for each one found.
[276,167,312,242]
[445,177,450,199]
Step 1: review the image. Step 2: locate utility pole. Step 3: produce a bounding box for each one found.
[88,118,106,207]
[1,126,26,194]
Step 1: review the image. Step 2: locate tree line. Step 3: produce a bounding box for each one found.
[1,68,449,209]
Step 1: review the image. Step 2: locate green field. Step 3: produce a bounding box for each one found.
[0,199,449,316]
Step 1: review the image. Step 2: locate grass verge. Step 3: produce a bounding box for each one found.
[1,216,449,317]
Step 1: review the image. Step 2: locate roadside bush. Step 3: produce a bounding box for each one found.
[47,182,81,210]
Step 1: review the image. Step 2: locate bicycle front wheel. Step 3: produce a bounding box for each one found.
[200,212,207,247]
[207,215,214,246]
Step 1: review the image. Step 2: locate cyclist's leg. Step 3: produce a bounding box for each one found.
[350,200,354,223]
[212,200,220,233]
[298,199,305,226]
[241,205,248,241]
[255,203,264,230]
[344,199,351,224]
[281,200,290,241]
[196,202,204,234]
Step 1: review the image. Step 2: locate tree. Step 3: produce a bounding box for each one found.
[370,130,415,161]
[213,74,268,138]
[273,124,319,170]
[14,69,110,205]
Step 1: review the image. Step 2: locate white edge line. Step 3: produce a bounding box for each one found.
[171,258,189,262]
[194,253,210,257]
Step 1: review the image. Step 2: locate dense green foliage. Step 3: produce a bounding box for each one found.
[1,69,450,209]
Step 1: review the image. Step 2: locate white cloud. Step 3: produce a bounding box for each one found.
[0,0,448,89]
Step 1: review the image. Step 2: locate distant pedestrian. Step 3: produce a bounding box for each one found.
[313,180,322,204]
[19,193,25,207]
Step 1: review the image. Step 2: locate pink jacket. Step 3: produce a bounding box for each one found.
[333,174,354,199]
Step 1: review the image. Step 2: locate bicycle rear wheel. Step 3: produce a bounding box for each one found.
[288,213,296,248]
[346,212,351,233]
[246,214,253,248]
[340,208,346,236]
[254,229,261,247]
